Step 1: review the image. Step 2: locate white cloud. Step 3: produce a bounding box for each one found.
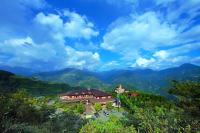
[153,50,169,59]
[171,56,189,63]
[98,60,122,70]
[1,0,200,70]
[154,42,200,60]
[165,0,200,30]
[168,55,200,67]
[65,46,100,70]
[149,42,200,68]
[106,61,119,66]
[1,37,56,60]
[63,10,99,39]
[179,25,200,43]
[101,0,200,68]
[0,36,101,70]
[104,61,120,68]
[3,36,33,46]
[131,55,195,69]
[34,11,99,40]
[101,11,178,61]
[133,57,155,67]
[0,6,100,71]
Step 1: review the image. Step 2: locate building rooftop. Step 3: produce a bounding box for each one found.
[128,92,139,97]
[60,89,112,97]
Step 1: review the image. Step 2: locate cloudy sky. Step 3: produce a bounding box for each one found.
[0,0,200,71]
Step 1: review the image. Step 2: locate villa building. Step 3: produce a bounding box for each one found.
[115,84,130,94]
[115,84,126,94]
[60,88,113,104]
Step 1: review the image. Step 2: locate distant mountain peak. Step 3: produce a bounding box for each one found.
[180,63,199,68]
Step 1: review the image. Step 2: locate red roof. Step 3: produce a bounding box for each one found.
[128,92,139,97]
[60,89,112,97]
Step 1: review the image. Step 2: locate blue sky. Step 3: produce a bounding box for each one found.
[0,0,200,71]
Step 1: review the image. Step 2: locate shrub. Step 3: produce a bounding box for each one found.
[94,102,102,112]
[106,101,113,110]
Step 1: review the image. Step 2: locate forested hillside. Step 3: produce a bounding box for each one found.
[33,68,109,90]
[0,70,80,95]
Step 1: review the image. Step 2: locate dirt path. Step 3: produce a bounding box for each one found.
[85,103,95,114]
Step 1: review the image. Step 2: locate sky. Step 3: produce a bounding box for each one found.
[0,0,200,72]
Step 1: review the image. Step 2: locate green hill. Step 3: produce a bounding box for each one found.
[0,70,80,95]
[33,68,110,90]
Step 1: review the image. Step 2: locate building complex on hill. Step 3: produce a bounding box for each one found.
[60,85,139,106]
[60,88,113,104]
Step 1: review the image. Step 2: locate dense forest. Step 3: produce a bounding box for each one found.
[0,70,200,133]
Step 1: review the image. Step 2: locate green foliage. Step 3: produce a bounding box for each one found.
[169,80,200,116]
[2,123,49,133]
[80,115,136,133]
[0,90,86,133]
[0,90,54,124]
[76,103,86,114]
[44,112,86,133]
[120,92,173,113]
[0,70,18,93]
[123,106,184,133]
[119,91,200,133]
[106,101,113,110]
[94,102,102,112]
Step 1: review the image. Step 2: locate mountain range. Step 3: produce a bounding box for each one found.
[31,63,200,95]
[1,63,200,96]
